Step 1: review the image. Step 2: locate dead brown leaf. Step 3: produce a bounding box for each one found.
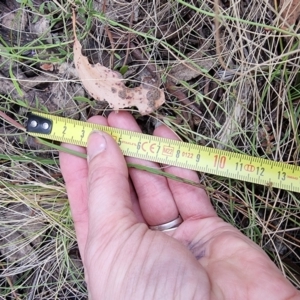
[72,11,165,115]
[40,63,54,71]
[168,50,217,84]
[280,0,300,28]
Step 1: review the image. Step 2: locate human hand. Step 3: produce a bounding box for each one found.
[59,111,299,299]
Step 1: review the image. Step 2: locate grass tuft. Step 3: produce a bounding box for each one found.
[0,0,299,297]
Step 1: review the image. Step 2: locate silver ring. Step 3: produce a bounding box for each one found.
[149,215,183,231]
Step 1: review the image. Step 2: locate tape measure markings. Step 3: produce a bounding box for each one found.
[26,112,300,193]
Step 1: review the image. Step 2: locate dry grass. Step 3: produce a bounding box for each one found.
[0,0,299,298]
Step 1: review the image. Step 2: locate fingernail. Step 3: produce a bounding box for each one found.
[87,130,107,163]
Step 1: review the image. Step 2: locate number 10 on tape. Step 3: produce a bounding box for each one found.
[26,112,300,193]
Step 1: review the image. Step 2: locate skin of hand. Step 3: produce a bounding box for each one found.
[59,111,299,300]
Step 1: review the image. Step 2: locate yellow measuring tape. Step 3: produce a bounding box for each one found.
[26,112,300,193]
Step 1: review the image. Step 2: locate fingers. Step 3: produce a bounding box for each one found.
[59,143,88,257]
[60,110,217,259]
[59,115,109,258]
[153,125,217,220]
[59,116,140,259]
[108,111,179,226]
[86,127,138,239]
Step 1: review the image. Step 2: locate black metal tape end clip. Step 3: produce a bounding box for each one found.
[26,113,53,135]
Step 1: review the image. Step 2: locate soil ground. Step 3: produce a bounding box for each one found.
[0,0,300,298]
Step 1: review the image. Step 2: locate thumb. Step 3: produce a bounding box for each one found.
[87,130,136,236]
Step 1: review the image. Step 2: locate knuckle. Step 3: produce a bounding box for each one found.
[88,162,127,192]
[89,165,117,185]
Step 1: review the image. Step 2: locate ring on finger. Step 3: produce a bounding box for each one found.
[149,215,183,231]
